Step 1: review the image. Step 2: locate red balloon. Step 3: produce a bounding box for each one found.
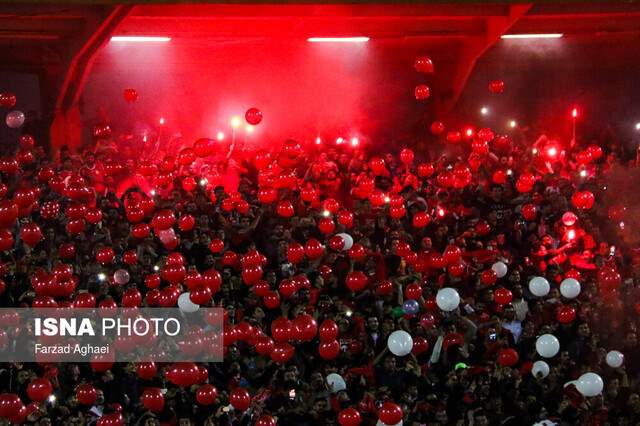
[489,79,505,94]
[369,157,386,175]
[305,238,325,259]
[209,238,224,253]
[177,148,196,166]
[255,415,277,426]
[430,121,445,136]
[0,92,16,108]
[196,384,218,405]
[412,336,430,355]
[557,305,576,324]
[254,150,272,170]
[96,247,115,265]
[346,271,368,291]
[193,138,215,157]
[141,388,164,412]
[137,362,157,380]
[414,84,430,100]
[0,200,18,228]
[319,319,339,342]
[229,388,251,411]
[165,362,199,387]
[521,203,537,221]
[271,341,295,363]
[378,402,403,426]
[294,314,317,341]
[277,200,295,218]
[123,88,138,102]
[405,283,422,300]
[337,209,354,228]
[27,378,52,403]
[282,140,301,158]
[319,340,340,360]
[446,131,462,143]
[245,108,263,125]
[400,148,414,165]
[414,56,434,73]
[417,163,435,178]
[348,243,367,261]
[481,269,498,286]
[0,393,23,421]
[318,217,336,234]
[76,384,97,405]
[497,348,519,367]
[19,222,41,247]
[257,187,278,204]
[494,287,513,305]
[571,191,595,210]
[412,211,430,228]
[287,243,305,264]
[419,313,436,329]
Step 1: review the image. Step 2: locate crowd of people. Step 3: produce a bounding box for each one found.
[0,105,639,426]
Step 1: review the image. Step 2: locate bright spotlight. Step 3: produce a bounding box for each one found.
[97,273,106,282]
[307,37,369,43]
[547,147,557,157]
[159,117,165,125]
[345,310,353,317]
[111,36,171,42]
[506,169,513,176]
[384,196,391,204]
[153,265,160,272]
[437,207,446,218]
[579,170,587,178]
[246,125,254,133]
[322,210,331,218]
[509,120,517,128]
[480,107,489,115]
[150,189,156,196]
[199,178,208,186]
[231,116,241,128]
[465,128,474,138]
[572,108,578,118]
[501,33,563,39]
[48,395,56,404]
[532,148,538,155]
[336,137,344,145]
[315,137,322,145]
[351,137,359,147]
[217,131,225,141]
[635,122,640,131]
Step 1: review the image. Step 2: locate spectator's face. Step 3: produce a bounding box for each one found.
[435,410,448,423]
[474,415,489,426]
[367,317,379,331]
[578,323,590,337]
[383,357,396,371]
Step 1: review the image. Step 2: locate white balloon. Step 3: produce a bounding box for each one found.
[576,372,604,397]
[336,233,353,251]
[436,287,460,312]
[535,334,560,358]
[387,330,413,356]
[529,276,550,297]
[606,350,624,368]
[5,110,24,128]
[491,261,508,278]
[177,292,199,312]
[560,278,581,299]
[326,373,346,393]
[531,360,550,378]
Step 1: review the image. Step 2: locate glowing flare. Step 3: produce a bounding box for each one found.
[336,137,344,145]
[315,137,322,145]
[351,137,359,147]
[509,120,517,128]
[246,125,254,133]
[111,36,171,42]
[572,108,578,118]
[480,107,489,115]
[231,116,241,128]
[307,37,369,43]
[437,207,446,218]
[501,33,563,39]
[97,273,106,281]
[547,147,557,157]
[159,117,165,125]
[217,131,225,141]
